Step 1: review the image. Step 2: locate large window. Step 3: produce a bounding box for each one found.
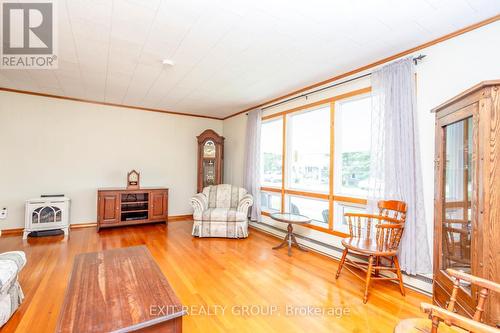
[286,195,329,227]
[333,201,366,234]
[287,106,330,193]
[261,118,283,188]
[260,88,372,235]
[334,96,372,197]
[261,191,281,213]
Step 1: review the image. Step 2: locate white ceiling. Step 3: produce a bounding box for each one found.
[0,0,499,118]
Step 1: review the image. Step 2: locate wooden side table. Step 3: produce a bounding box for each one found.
[270,213,311,256]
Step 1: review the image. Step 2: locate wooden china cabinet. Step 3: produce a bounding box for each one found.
[197,129,224,193]
[432,81,499,326]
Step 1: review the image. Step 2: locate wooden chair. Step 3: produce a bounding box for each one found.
[335,200,407,303]
[394,269,500,333]
[443,222,471,269]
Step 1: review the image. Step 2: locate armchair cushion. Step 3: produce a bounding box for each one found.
[202,184,248,209]
[0,252,26,295]
[0,281,24,328]
[194,208,248,222]
[0,251,26,328]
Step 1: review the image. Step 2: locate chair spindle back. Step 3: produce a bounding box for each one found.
[378,200,407,223]
[343,200,407,252]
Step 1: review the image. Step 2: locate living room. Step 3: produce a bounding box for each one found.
[0,1,499,332]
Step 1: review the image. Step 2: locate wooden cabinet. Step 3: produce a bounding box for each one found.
[197,129,224,193]
[98,192,120,224]
[149,191,168,220]
[97,188,168,231]
[432,81,499,326]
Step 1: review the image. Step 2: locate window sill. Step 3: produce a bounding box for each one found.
[261,212,348,238]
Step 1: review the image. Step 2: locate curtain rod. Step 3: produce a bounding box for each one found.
[247,54,426,113]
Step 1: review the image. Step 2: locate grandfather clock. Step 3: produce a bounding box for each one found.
[197,129,224,193]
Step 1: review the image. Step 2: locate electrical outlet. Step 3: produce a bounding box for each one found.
[0,208,7,219]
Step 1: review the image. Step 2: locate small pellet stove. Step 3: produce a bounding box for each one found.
[24,196,70,239]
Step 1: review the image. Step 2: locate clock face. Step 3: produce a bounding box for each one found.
[203,140,216,158]
[129,173,138,182]
[128,170,140,188]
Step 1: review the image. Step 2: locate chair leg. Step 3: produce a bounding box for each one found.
[393,255,406,296]
[374,256,380,277]
[431,316,440,333]
[363,255,374,304]
[335,248,348,279]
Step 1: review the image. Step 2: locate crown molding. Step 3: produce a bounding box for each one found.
[223,14,500,120]
[0,87,224,120]
[1,15,498,122]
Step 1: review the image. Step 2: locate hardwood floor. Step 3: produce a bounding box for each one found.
[0,221,430,332]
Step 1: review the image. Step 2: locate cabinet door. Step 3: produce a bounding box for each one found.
[149,191,168,220]
[434,105,477,316]
[98,192,120,224]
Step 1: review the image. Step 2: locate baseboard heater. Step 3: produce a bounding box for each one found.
[249,221,433,295]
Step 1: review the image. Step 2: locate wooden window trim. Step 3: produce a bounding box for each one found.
[260,211,349,238]
[333,196,368,205]
[261,87,371,121]
[304,224,349,237]
[260,87,371,236]
[329,101,335,229]
[284,189,329,200]
[261,187,282,193]
[262,188,367,205]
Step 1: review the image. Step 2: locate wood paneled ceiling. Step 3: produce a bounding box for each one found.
[1,0,499,118]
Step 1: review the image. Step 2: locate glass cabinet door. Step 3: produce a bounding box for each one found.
[442,117,473,292]
[203,140,217,187]
[203,159,216,187]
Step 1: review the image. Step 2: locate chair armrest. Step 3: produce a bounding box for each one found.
[375,223,404,229]
[446,269,500,293]
[237,194,254,213]
[345,213,402,224]
[420,303,499,333]
[0,251,26,271]
[190,193,208,216]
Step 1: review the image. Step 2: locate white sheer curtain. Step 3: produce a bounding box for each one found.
[446,124,464,202]
[368,57,432,275]
[243,109,262,221]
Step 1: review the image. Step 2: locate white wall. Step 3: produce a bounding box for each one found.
[222,113,247,186]
[0,91,223,230]
[223,21,500,265]
[415,21,500,257]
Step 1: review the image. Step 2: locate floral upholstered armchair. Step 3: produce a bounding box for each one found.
[0,251,26,328]
[190,184,253,238]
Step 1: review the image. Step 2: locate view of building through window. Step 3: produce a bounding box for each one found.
[261,192,281,212]
[261,118,283,187]
[288,196,329,225]
[287,106,330,193]
[334,96,372,197]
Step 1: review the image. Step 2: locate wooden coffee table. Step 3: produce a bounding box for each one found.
[56,246,186,333]
[270,213,311,256]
